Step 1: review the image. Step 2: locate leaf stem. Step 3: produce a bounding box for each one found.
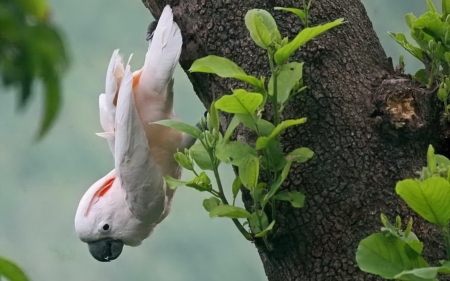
[271,199,277,222]
[202,136,253,241]
[428,63,436,89]
[303,0,308,28]
[267,50,280,227]
[248,114,274,184]
[212,162,252,241]
[210,189,221,198]
[268,52,280,127]
[263,237,273,251]
[192,168,200,177]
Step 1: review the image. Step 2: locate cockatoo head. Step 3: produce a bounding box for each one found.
[74,170,155,262]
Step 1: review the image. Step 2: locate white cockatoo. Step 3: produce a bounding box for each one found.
[75,5,195,262]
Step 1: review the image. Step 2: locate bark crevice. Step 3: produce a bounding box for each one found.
[370,76,439,145]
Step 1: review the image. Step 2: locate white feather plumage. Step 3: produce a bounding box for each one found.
[137,5,182,96]
[75,5,185,258]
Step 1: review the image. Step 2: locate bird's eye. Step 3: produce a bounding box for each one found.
[99,222,111,233]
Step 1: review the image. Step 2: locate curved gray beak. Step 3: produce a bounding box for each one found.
[87,238,124,262]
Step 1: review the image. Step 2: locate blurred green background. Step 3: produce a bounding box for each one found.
[0,1,437,280]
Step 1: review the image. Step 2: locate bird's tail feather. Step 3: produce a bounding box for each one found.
[138,5,182,96]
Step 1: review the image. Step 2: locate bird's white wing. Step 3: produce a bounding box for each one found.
[98,49,124,155]
[114,59,166,224]
[105,49,124,106]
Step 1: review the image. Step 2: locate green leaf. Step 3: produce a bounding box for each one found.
[438,87,448,102]
[274,7,306,20]
[436,154,450,167]
[403,221,423,256]
[215,89,263,115]
[235,114,258,131]
[388,32,424,62]
[414,69,429,84]
[0,256,30,281]
[257,118,276,136]
[189,143,214,170]
[273,191,305,208]
[444,0,450,17]
[232,176,242,199]
[189,55,264,89]
[397,264,450,279]
[239,155,260,189]
[395,267,440,280]
[255,220,276,238]
[164,176,186,190]
[356,233,432,280]
[409,12,446,54]
[405,13,418,28]
[287,147,314,163]
[427,145,436,174]
[445,52,450,64]
[215,141,256,165]
[26,0,50,20]
[224,115,240,141]
[207,102,220,131]
[37,75,61,140]
[438,262,450,274]
[253,183,268,204]
[405,217,413,238]
[256,118,307,149]
[263,160,292,207]
[380,215,423,255]
[380,213,390,228]
[427,0,437,13]
[186,171,212,192]
[203,197,221,212]
[209,205,251,219]
[235,114,275,134]
[174,152,194,170]
[268,62,304,104]
[263,138,287,172]
[274,18,345,65]
[204,130,216,147]
[396,177,450,227]
[447,166,450,182]
[245,9,281,49]
[153,120,203,139]
[2,19,70,141]
[408,240,425,257]
[421,167,431,181]
[248,211,269,234]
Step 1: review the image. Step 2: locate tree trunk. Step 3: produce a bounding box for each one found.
[142,0,446,280]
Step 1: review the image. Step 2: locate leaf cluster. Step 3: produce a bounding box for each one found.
[357,145,450,280]
[0,0,69,139]
[156,5,343,249]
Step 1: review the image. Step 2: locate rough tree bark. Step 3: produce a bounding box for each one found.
[142,0,447,280]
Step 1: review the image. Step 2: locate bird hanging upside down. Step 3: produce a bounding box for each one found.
[74,5,196,262]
